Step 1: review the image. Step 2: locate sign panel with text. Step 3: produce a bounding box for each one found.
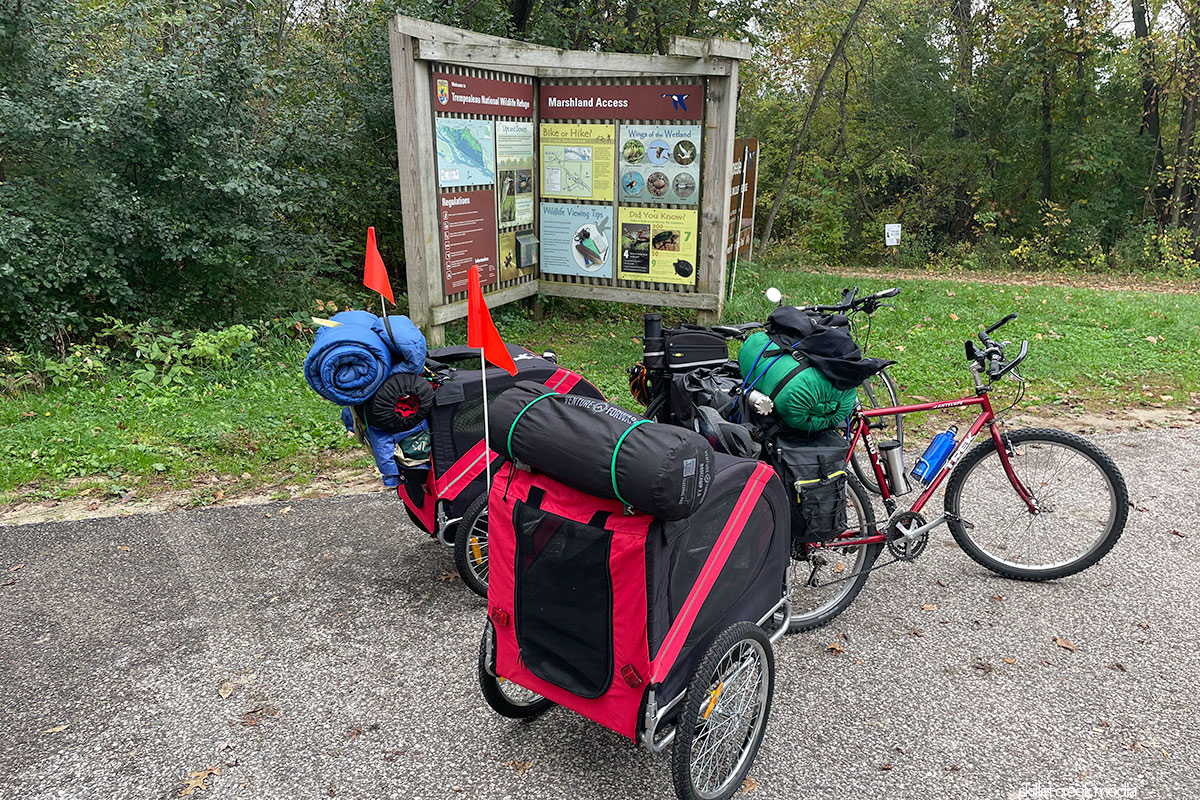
[440,190,498,294]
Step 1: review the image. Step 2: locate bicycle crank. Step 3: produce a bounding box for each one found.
[886,511,940,561]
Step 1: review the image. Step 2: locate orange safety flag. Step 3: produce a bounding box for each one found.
[467,266,518,375]
[362,227,394,304]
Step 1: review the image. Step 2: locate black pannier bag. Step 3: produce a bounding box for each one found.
[643,324,728,373]
[489,381,715,520]
[398,345,604,532]
[766,427,850,543]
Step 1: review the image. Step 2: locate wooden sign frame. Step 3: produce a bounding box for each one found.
[389,15,749,344]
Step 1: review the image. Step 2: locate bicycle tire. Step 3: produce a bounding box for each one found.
[788,473,881,633]
[944,427,1128,581]
[851,368,902,495]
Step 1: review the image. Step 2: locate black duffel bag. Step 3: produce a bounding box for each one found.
[489,381,714,520]
[766,427,850,543]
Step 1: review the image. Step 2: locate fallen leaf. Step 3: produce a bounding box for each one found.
[1108,662,1127,672]
[1137,621,1150,630]
[179,766,221,796]
[936,580,948,588]
[437,571,460,582]
[217,682,234,700]
[1040,659,1053,666]
[117,545,131,552]
[505,760,533,775]
[946,290,955,297]
[1169,529,1187,538]
[1003,657,1016,665]
[42,724,68,733]
[10,564,24,572]
[991,594,1004,601]
[826,641,845,656]
[347,726,364,740]
[908,629,924,637]
[279,506,292,515]
[215,490,225,500]
[740,776,759,793]
[922,604,938,611]
[878,763,894,771]
[1053,636,1077,653]
[972,661,994,673]
[947,764,962,772]
[949,313,959,321]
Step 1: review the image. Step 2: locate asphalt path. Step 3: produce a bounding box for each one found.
[1,428,1197,800]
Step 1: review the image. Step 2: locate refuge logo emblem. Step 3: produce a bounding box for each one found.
[436,79,449,105]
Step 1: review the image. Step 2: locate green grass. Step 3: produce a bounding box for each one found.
[2,252,1197,506]
[0,339,370,505]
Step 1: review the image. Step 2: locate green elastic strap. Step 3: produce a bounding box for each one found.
[507,391,560,457]
[611,419,652,506]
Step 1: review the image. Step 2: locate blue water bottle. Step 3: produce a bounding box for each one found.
[911,426,958,484]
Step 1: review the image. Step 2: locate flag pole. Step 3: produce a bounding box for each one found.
[480,348,492,498]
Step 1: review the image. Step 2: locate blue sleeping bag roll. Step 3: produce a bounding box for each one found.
[304,310,426,405]
[372,315,426,373]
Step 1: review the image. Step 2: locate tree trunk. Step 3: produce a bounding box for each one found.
[684,0,701,37]
[949,0,973,240]
[1173,9,1200,227]
[1039,5,1053,203]
[1171,70,1199,226]
[1133,0,1164,220]
[759,0,870,246]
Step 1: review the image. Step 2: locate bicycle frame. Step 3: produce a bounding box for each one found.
[815,380,1036,550]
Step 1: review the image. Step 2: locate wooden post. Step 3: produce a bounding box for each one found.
[389,20,446,345]
[696,65,738,325]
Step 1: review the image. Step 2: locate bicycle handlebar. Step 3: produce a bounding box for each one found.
[804,286,901,314]
[965,311,1028,381]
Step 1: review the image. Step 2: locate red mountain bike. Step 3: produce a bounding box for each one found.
[792,312,1129,630]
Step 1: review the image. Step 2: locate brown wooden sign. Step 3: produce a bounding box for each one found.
[433,72,534,118]
[540,84,703,121]
[440,190,499,293]
[727,137,759,260]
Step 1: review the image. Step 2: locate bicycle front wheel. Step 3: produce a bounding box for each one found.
[851,368,901,494]
[944,428,1128,581]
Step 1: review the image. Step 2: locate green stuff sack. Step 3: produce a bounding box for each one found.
[738,331,856,433]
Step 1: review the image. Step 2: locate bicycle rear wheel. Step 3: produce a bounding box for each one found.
[944,428,1128,580]
[788,473,881,632]
[851,368,901,494]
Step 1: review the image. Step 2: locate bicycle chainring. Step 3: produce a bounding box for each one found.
[886,511,929,561]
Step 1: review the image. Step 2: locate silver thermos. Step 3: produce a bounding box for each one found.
[878,440,912,495]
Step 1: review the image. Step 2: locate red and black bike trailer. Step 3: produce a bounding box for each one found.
[396,345,603,592]
[477,385,792,800]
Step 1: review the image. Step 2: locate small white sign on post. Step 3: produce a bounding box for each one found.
[885,223,902,247]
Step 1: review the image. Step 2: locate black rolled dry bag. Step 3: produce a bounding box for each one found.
[490,381,714,520]
[364,372,436,433]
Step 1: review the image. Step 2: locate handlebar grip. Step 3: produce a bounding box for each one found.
[876,288,901,299]
[985,312,1018,335]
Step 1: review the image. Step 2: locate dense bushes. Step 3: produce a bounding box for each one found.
[0,0,404,347]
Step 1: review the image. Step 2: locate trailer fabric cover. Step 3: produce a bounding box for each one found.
[485,454,789,739]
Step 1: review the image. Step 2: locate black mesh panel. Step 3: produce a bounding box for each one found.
[514,500,614,699]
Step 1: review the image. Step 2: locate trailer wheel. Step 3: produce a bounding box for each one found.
[671,622,774,800]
